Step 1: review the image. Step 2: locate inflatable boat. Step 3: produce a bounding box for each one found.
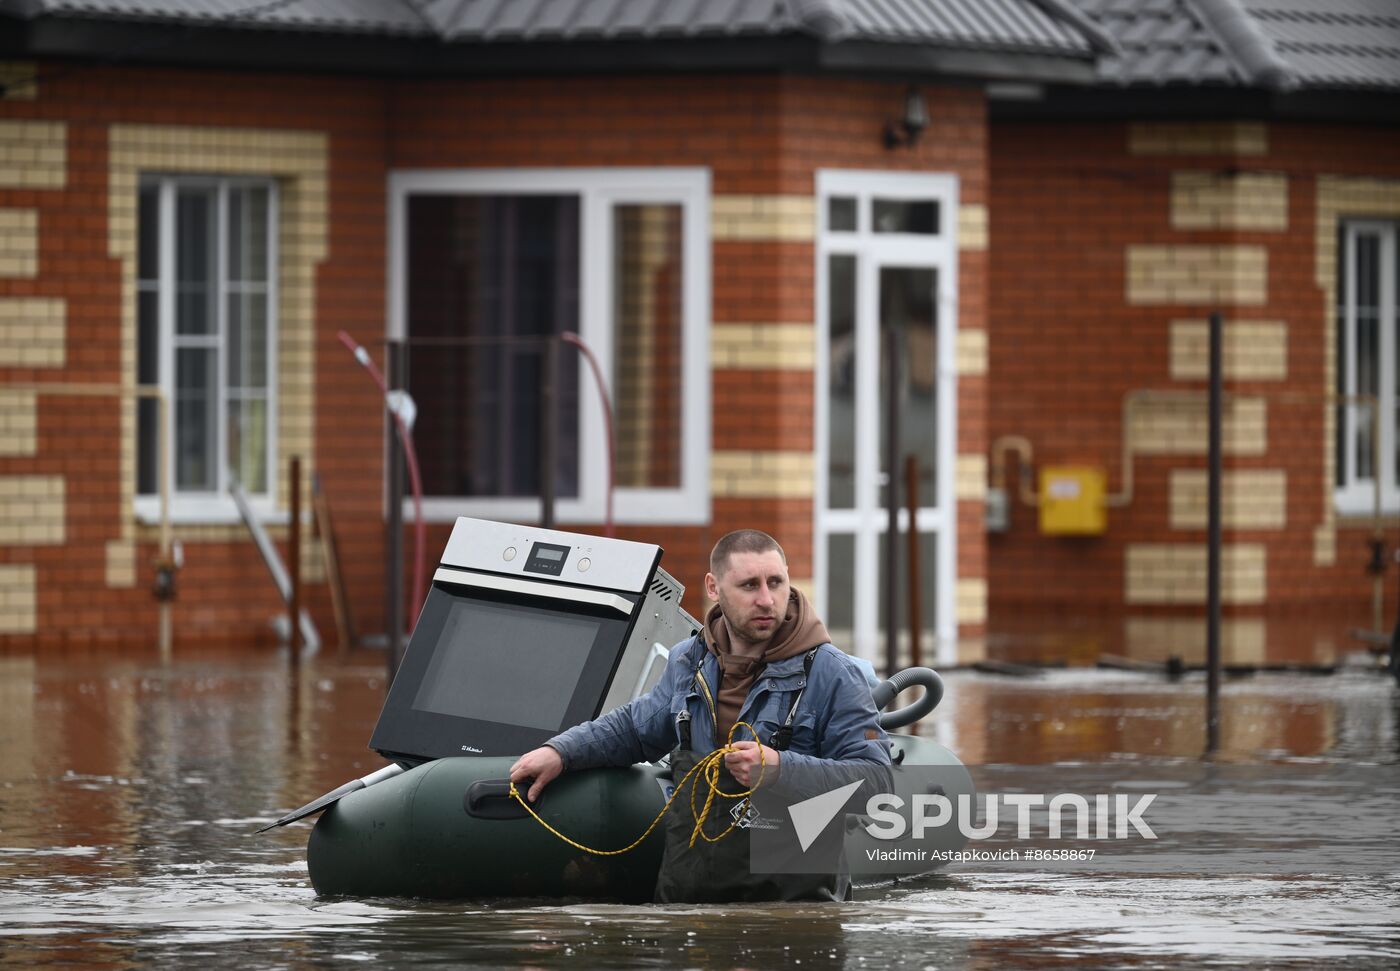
[267,518,971,900]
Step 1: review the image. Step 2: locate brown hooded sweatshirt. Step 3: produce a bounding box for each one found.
[703,587,830,744]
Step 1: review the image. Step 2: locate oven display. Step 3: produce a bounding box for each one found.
[523,542,571,576]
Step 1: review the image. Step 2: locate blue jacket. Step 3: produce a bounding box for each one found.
[547,636,892,793]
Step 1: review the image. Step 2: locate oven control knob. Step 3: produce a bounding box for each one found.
[577,557,592,573]
[503,546,517,562]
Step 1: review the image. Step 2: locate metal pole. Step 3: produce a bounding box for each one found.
[905,453,922,671]
[540,338,557,529]
[885,328,900,677]
[289,455,302,661]
[385,339,405,681]
[1206,311,1223,755]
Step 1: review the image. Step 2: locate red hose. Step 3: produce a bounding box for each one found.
[561,331,615,537]
[337,331,426,623]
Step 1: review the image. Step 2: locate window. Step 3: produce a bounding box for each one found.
[391,169,710,524]
[1336,221,1400,513]
[136,176,278,519]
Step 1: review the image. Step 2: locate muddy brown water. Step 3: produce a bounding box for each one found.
[1,651,1397,969]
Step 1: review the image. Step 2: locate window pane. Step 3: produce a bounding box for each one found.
[406,194,580,499]
[827,254,856,509]
[876,528,938,673]
[879,266,938,508]
[228,395,268,493]
[872,199,939,235]
[828,197,857,232]
[1336,225,1347,488]
[227,290,269,390]
[228,186,269,283]
[176,188,216,336]
[137,287,159,496]
[613,203,683,490]
[825,532,855,647]
[1356,233,1380,480]
[138,184,159,281]
[175,347,217,490]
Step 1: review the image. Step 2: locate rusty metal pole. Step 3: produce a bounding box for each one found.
[905,453,922,670]
[1206,311,1223,755]
[289,455,302,661]
[885,328,900,677]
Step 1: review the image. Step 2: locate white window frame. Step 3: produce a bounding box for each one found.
[388,168,711,525]
[1336,220,1399,516]
[134,175,281,525]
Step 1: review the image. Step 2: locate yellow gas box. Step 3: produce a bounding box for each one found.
[1038,466,1107,535]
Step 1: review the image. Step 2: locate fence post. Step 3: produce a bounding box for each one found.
[1206,311,1223,754]
[385,339,405,681]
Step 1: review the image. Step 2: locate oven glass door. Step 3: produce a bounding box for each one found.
[370,576,640,761]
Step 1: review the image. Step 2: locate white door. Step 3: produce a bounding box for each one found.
[815,171,959,671]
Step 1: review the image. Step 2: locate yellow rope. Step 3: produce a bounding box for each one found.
[508,720,769,856]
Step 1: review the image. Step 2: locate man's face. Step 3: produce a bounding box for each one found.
[705,550,790,649]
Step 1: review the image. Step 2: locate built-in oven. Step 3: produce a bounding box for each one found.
[369,518,700,764]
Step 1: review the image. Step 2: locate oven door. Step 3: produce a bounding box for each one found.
[370,569,643,762]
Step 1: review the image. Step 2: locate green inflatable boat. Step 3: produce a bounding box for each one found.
[307,728,970,901]
[263,518,970,900]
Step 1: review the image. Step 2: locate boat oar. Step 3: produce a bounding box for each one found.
[257,764,404,833]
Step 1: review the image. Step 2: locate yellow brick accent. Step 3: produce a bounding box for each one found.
[0,120,65,188]
[0,475,64,545]
[110,125,328,543]
[301,526,326,584]
[1123,617,1266,665]
[1170,172,1288,231]
[105,540,136,589]
[710,450,814,498]
[1169,469,1286,530]
[1313,524,1336,567]
[0,390,36,456]
[1315,177,1400,562]
[0,62,38,101]
[1169,319,1287,381]
[712,195,816,242]
[0,564,37,634]
[1125,543,1266,605]
[1127,245,1268,305]
[1131,395,1266,456]
[711,323,815,369]
[0,208,37,277]
[0,297,65,366]
[957,204,988,250]
[956,328,987,376]
[1128,122,1267,157]
[956,577,987,626]
[956,453,987,501]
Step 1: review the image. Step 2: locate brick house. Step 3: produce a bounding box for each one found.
[0,1,1397,669]
[987,0,1400,666]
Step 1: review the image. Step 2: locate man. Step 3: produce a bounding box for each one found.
[509,528,891,902]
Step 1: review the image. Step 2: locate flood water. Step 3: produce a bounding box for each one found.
[2,650,1398,969]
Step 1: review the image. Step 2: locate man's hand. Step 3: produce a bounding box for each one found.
[509,746,564,802]
[724,740,779,787]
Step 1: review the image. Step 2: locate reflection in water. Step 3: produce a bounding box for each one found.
[0,652,1396,969]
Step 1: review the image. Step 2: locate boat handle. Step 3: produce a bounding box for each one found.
[463,779,532,820]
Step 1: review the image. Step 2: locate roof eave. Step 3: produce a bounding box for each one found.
[0,14,1097,84]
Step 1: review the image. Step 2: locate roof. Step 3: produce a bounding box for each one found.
[1069,0,1400,91]
[0,0,1106,56]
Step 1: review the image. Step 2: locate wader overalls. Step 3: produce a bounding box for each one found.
[653,648,844,903]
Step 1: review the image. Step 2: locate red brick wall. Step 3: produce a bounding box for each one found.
[987,119,1400,652]
[2,67,988,651]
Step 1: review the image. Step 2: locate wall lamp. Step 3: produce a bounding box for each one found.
[883,87,928,149]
